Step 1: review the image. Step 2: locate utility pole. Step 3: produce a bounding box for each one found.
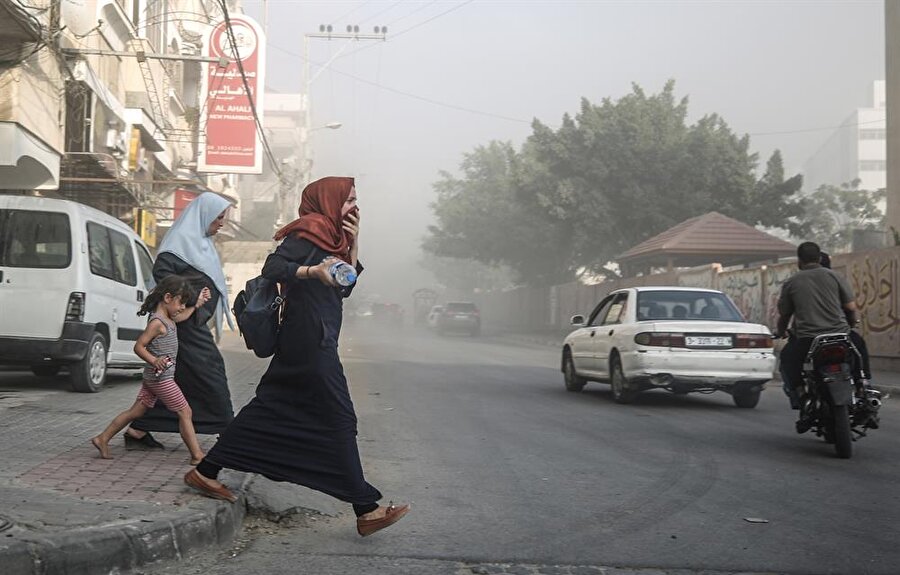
[886,1,900,242]
[301,25,387,190]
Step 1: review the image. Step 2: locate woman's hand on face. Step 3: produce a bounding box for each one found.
[343,212,360,242]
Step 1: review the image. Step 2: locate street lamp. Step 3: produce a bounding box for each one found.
[311,122,343,131]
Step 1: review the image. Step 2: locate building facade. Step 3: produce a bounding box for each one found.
[0,0,245,248]
[803,81,886,194]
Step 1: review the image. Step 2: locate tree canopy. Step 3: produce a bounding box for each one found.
[424,81,806,286]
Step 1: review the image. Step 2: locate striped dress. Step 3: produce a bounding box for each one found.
[142,313,178,383]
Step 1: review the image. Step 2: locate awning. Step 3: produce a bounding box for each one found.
[0,122,61,190]
[72,59,127,123]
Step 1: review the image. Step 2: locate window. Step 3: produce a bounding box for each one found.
[588,296,615,327]
[109,229,137,286]
[601,294,628,326]
[445,302,478,313]
[0,209,71,268]
[88,223,137,285]
[859,129,886,140]
[87,222,114,279]
[859,160,886,172]
[135,242,155,291]
[636,290,744,322]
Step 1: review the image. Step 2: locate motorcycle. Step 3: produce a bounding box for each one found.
[798,333,881,459]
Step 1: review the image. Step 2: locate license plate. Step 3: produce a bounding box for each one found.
[685,336,732,347]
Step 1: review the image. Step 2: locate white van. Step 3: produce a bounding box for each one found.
[0,196,155,392]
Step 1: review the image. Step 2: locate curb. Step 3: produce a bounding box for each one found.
[2,480,249,575]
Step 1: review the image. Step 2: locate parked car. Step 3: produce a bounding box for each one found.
[0,196,155,392]
[426,305,444,329]
[561,287,775,407]
[436,301,481,336]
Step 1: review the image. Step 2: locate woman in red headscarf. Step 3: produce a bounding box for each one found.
[185,177,409,537]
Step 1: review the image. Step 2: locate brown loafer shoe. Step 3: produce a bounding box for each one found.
[357,502,410,537]
[184,469,237,503]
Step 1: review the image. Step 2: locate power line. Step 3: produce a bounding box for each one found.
[358,0,403,25]
[217,0,283,178]
[330,0,373,26]
[749,117,886,137]
[385,0,439,26]
[339,0,475,59]
[269,42,534,125]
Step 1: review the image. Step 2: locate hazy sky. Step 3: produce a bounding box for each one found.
[239,0,884,300]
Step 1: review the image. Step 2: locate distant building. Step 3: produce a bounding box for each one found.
[803,81,886,194]
[237,91,306,240]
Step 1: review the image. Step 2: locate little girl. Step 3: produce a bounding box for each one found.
[91,275,210,464]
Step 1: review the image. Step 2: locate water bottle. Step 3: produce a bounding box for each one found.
[328,261,357,287]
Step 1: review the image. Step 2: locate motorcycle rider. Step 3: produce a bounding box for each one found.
[775,242,859,432]
[819,251,872,383]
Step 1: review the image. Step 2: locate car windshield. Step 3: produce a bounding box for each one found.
[446,302,477,313]
[636,290,744,322]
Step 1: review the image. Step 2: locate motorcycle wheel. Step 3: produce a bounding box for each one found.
[832,404,852,459]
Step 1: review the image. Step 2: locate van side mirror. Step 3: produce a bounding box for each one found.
[571,314,585,326]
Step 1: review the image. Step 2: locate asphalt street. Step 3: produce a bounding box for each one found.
[135,322,900,575]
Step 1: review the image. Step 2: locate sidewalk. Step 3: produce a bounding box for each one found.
[0,334,268,575]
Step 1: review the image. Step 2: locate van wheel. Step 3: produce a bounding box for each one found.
[31,365,61,377]
[70,332,107,393]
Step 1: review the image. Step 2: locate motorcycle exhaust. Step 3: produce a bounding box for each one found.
[868,397,882,409]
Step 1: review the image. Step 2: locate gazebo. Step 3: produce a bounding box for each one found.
[617,212,796,276]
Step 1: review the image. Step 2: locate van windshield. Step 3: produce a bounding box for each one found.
[0,209,71,269]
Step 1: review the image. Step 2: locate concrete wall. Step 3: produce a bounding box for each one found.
[477,245,900,364]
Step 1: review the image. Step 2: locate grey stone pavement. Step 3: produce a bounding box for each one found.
[0,334,266,575]
[0,329,894,575]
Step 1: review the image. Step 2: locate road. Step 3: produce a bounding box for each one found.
[9,324,898,575]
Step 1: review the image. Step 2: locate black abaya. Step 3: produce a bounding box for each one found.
[204,237,381,505]
[131,252,234,434]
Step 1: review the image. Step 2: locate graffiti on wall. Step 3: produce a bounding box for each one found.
[762,263,796,329]
[719,269,764,325]
[677,265,718,289]
[847,254,900,356]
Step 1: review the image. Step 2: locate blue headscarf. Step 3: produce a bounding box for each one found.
[158,192,234,333]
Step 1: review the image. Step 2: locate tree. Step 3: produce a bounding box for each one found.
[424,81,806,286]
[422,141,575,286]
[802,180,885,253]
[749,150,807,236]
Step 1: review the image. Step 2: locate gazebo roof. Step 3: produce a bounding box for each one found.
[617,212,796,269]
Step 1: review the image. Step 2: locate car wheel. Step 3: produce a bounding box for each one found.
[70,332,107,393]
[31,365,61,377]
[610,355,638,404]
[732,386,761,409]
[563,351,586,392]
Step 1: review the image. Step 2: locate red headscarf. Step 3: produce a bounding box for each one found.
[273,176,356,258]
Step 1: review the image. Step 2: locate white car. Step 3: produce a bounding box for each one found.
[561,286,775,407]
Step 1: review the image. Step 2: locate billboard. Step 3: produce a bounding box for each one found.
[198,15,266,174]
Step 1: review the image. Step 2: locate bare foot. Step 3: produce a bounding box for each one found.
[91,436,112,459]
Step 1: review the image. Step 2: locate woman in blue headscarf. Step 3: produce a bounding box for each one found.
[125,193,235,449]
